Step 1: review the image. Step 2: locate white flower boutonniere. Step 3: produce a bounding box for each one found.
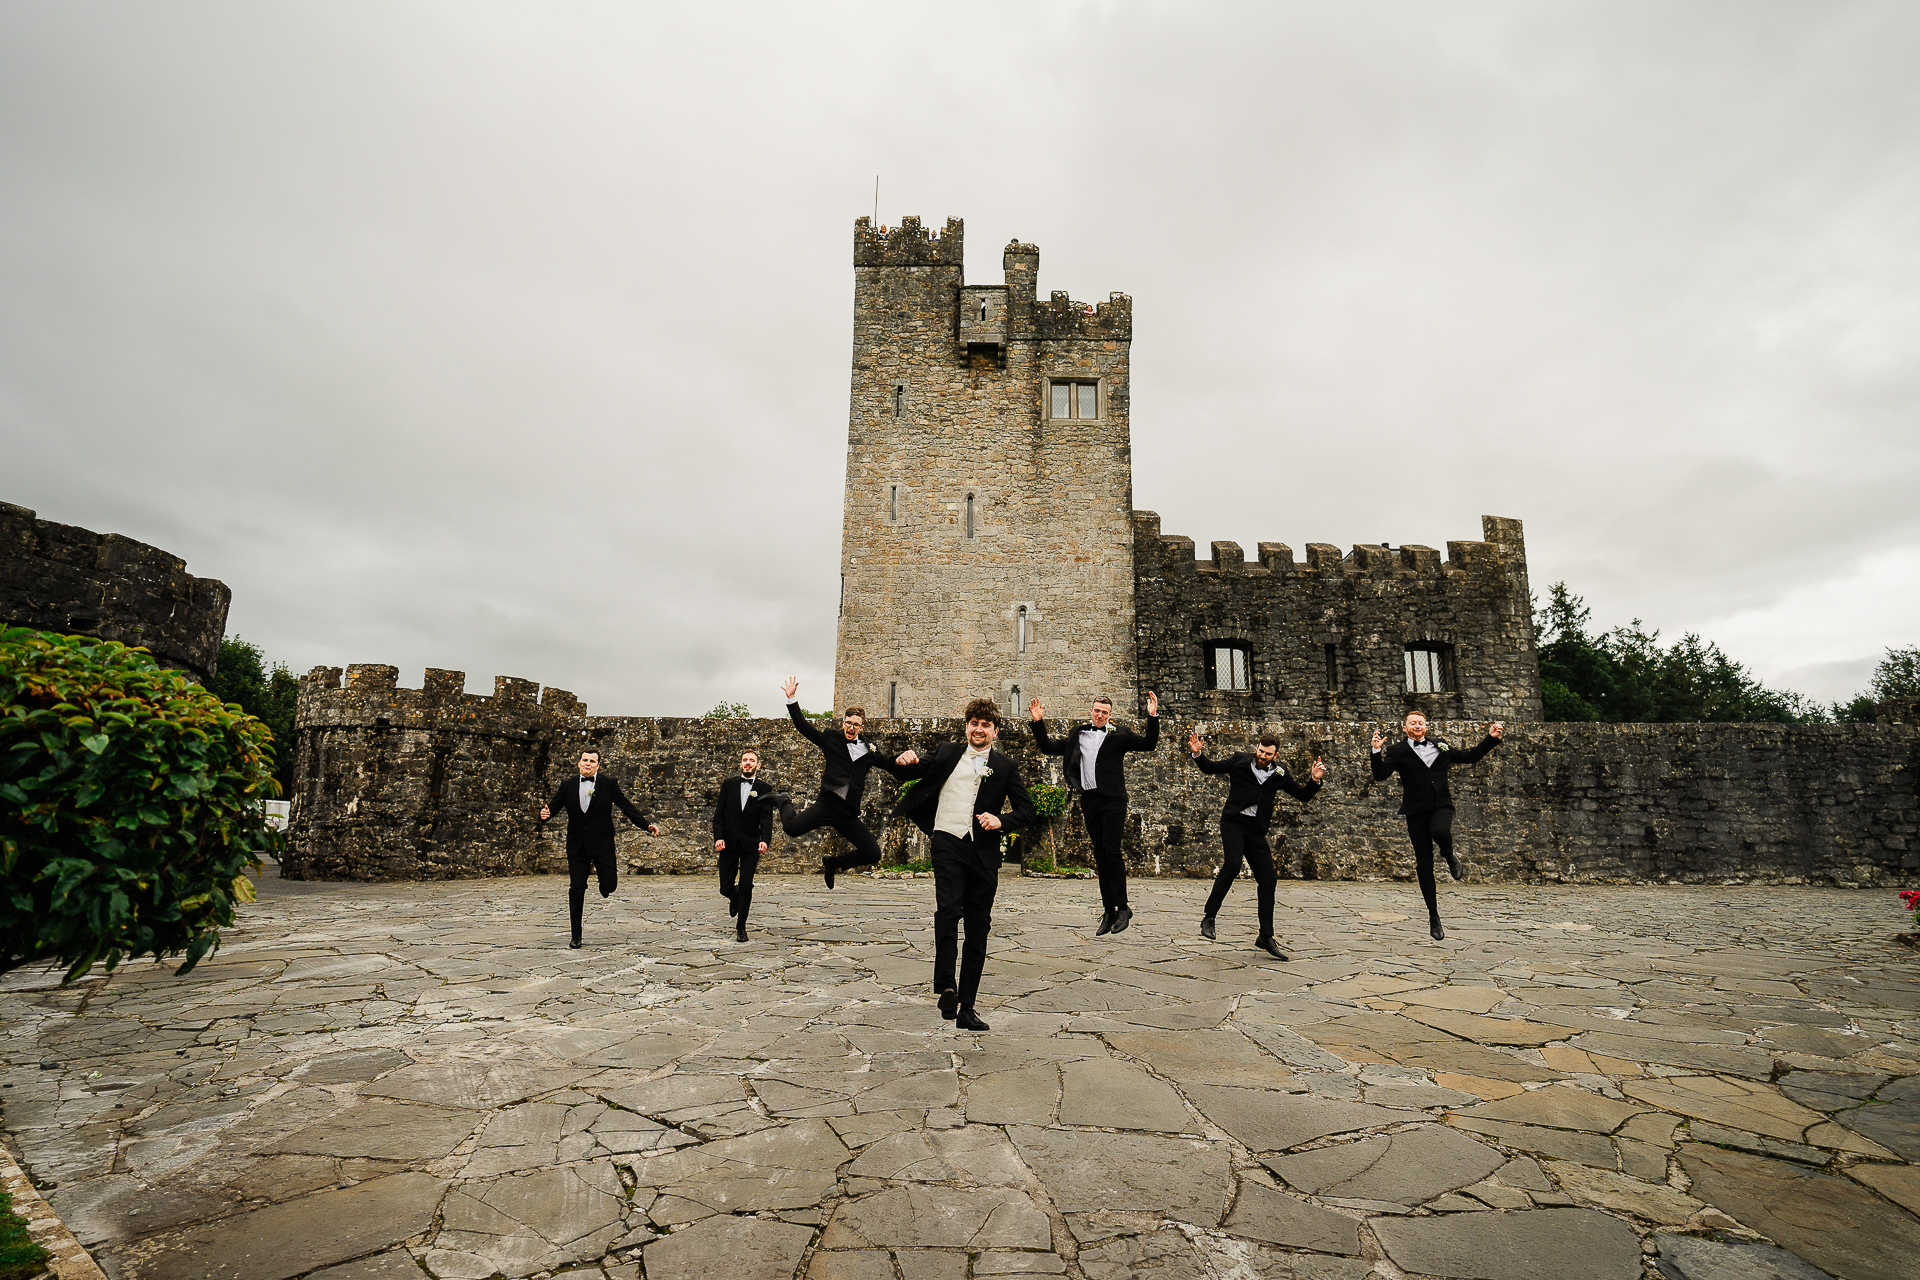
[979,766,994,778]
[1433,741,1450,753]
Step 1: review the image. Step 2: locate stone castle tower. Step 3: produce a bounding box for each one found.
[833,216,1138,719]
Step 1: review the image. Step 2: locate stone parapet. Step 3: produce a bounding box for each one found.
[0,501,231,681]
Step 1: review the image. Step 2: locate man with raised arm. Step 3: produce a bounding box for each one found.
[539,750,660,949]
[1187,730,1325,960]
[891,697,1034,1032]
[1029,691,1158,936]
[772,677,906,888]
[712,748,778,942]
[1370,712,1504,941]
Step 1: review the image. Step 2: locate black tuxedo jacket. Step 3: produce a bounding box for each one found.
[544,774,653,855]
[712,775,778,849]
[1031,715,1160,799]
[1192,751,1320,833]
[1370,736,1500,815]
[890,742,1035,859]
[788,702,900,805]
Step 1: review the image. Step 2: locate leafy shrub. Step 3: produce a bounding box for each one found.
[702,701,752,719]
[1028,783,1067,820]
[0,1188,51,1279]
[1,627,277,982]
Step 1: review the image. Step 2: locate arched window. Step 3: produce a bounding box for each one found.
[964,492,976,539]
[1016,605,1029,653]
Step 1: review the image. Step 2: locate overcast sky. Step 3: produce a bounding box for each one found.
[4,1,1916,715]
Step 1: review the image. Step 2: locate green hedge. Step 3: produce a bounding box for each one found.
[0,1188,50,1280]
[1,627,277,982]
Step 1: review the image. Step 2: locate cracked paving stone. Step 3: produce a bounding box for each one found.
[965,1063,1059,1125]
[110,1171,446,1280]
[1650,1231,1835,1279]
[1262,1123,1505,1206]
[1373,1207,1642,1280]
[1221,1182,1362,1254]
[845,1124,1029,1184]
[262,1101,481,1161]
[1454,1083,1651,1133]
[1006,1125,1232,1224]
[820,1184,1052,1250]
[645,1215,815,1280]
[1184,1087,1410,1153]
[1679,1142,1920,1280]
[1550,1162,1704,1224]
[1058,1059,1193,1132]
[1101,1029,1302,1089]
[1623,1075,1832,1145]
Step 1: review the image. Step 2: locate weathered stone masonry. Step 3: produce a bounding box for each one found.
[288,664,1919,888]
[0,500,231,681]
[1133,512,1542,726]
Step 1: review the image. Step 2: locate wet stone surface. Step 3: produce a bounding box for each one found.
[2,870,1917,1280]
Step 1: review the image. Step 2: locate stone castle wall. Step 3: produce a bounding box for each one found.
[0,500,231,681]
[1133,512,1543,725]
[288,665,1919,889]
[834,216,1138,721]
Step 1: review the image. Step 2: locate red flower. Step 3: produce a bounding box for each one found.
[1902,890,1920,907]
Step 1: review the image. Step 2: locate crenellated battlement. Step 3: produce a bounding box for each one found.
[1133,512,1523,582]
[853,214,963,267]
[1032,290,1132,340]
[295,663,585,735]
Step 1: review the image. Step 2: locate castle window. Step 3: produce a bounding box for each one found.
[889,484,899,522]
[1048,380,1098,420]
[1324,643,1339,690]
[1204,642,1251,693]
[979,299,989,321]
[1017,605,1029,653]
[889,682,897,717]
[894,385,904,416]
[965,492,976,539]
[1405,643,1452,694]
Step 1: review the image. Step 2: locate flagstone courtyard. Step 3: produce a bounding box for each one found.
[3,870,1917,1280]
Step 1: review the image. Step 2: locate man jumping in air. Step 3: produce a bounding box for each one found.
[1370,712,1503,940]
[773,677,908,887]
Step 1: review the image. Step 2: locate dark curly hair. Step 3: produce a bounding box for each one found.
[962,697,1001,727]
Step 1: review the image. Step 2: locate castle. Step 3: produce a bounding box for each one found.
[835,216,1542,725]
[260,215,1913,888]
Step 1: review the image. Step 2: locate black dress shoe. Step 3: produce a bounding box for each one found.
[1255,935,1289,961]
[1430,920,1446,941]
[1444,849,1465,881]
[736,923,748,942]
[1094,911,1115,937]
[1110,907,1133,934]
[569,935,582,949]
[822,857,836,890]
[937,987,960,1020]
[955,1007,990,1032]
[764,793,791,809]
[1199,916,1217,940]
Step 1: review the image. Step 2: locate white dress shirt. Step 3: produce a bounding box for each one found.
[578,776,596,810]
[934,748,992,839]
[739,778,755,809]
[1410,739,1439,766]
[1077,726,1106,792]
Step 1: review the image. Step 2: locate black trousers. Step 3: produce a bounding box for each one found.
[1202,817,1278,936]
[930,830,999,1008]
[1079,792,1129,913]
[781,795,883,872]
[1404,807,1456,922]
[718,845,760,924]
[567,846,618,936]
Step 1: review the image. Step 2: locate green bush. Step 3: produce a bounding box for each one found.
[1,627,278,982]
[0,1188,50,1280]
[206,635,299,795]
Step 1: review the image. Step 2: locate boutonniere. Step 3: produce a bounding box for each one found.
[1431,741,1449,753]
[979,766,994,778]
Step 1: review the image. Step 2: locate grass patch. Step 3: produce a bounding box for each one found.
[876,862,933,874]
[0,1189,49,1280]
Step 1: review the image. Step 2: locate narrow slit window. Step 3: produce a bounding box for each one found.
[965,492,975,539]
[894,385,904,417]
[1017,605,1029,653]
[979,300,989,321]
[888,484,898,522]
[888,682,897,717]
[1324,643,1338,691]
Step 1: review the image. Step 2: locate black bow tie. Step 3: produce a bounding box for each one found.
[579,775,596,783]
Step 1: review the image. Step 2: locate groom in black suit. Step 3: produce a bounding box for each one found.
[773,677,908,888]
[1029,691,1159,936]
[891,697,1035,1032]
[1370,711,1503,940]
[712,748,778,941]
[1189,730,1325,959]
[540,750,659,948]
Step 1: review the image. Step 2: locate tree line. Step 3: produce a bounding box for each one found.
[1535,581,1915,725]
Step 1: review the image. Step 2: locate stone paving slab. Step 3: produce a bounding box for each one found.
[3,873,1918,1280]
